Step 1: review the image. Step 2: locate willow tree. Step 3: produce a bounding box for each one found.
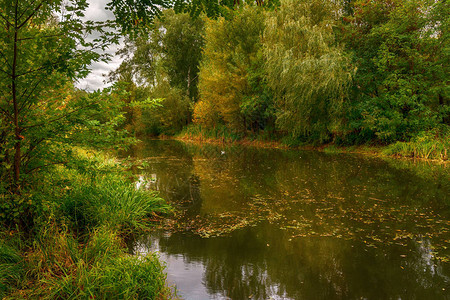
[264,0,352,143]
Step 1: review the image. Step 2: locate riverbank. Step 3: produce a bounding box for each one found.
[176,126,449,163]
[0,148,173,299]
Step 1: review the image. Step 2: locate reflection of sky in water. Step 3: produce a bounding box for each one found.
[125,140,450,299]
[133,237,218,300]
[135,174,158,190]
[412,238,449,288]
[132,235,294,300]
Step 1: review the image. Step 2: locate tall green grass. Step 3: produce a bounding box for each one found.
[0,148,173,299]
[19,227,170,299]
[0,242,25,299]
[60,174,171,233]
[383,130,449,160]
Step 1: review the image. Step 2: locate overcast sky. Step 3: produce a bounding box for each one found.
[75,0,122,91]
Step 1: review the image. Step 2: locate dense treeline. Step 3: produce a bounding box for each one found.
[113,0,449,158]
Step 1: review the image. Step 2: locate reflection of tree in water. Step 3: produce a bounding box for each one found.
[126,140,204,215]
[127,140,450,299]
[155,224,450,299]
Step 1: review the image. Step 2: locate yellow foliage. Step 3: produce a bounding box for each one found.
[197,7,265,132]
[193,100,220,127]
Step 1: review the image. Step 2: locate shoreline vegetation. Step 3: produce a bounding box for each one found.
[0,148,174,299]
[1,0,448,299]
[113,1,448,168]
[175,125,449,163]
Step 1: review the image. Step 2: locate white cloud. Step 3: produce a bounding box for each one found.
[76,0,123,91]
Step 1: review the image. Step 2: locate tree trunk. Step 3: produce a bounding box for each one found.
[12,3,21,191]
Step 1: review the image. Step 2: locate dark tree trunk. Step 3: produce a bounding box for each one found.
[12,2,21,191]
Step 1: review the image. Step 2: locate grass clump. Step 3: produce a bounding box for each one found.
[0,241,26,299]
[0,148,173,299]
[60,174,170,233]
[21,227,169,300]
[383,129,449,161]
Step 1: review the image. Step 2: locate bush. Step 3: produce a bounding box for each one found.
[0,149,173,299]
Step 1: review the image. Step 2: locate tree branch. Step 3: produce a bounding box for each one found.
[18,33,64,41]
[0,12,12,28]
[16,65,48,78]
[0,68,12,77]
[25,161,66,174]
[17,0,40,22]
[18,75,46,112]
[0,106,13,121]
[22,103,95,130]
[21,137,45,164]
[0,49,12,70]
[17,0,45,29]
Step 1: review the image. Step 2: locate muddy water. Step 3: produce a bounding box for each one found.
[126,139,450,299]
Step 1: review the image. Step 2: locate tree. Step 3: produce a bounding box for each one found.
[195,5,272,133]
[341,0,449,143]
[107,0,278,35]
[110,9,206,101]
[0,0,122,195]
[264,0,352,143]
[142,82,191,135]
[109,9,204,135]
[150,10,205,101]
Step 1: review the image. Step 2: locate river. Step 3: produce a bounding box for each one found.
[125,139,450,299]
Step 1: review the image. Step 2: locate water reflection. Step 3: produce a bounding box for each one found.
[124,140,450,299]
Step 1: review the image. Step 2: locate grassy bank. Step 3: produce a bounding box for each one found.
[177,124,449,162]
[0,149,173,299]
[177,125,287,149]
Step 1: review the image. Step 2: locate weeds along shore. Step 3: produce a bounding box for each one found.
[176,124,449,163]
[0,148,173,299]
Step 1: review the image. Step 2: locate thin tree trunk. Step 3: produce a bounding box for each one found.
[12,1,21,191]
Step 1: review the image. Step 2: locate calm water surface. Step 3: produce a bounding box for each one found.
[125,140,450,299]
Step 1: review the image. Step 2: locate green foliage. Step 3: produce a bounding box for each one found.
[154,10,205,101]
[341,0,450,143]
[108,0,280,35]
[196,5,272,133]
[382,128,449,160]
[110,9,203,135]
[27,148,172,233]
[0,85,134,228]
[105,0,448,157]
[0,149,172,298]
[60,173,170,232]
[264,0,352,143]
[0,0,125,197]
[112,10,204,100]
[141,82,192,136]
[26,227,170,299]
